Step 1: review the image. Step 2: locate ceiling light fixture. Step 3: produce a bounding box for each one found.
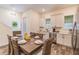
[8,11,16,17]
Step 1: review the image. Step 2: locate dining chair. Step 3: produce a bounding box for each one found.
[30,32,43,40]
[7,35,21,55]
[7,35,14,55]
[11,38,20,55]
[42,38,53,55]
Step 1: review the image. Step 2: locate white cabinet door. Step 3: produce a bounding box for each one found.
[57,34,64,45]
[57,33,72,47]
[64,34,72,47]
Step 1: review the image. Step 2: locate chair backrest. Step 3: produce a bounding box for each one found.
[30,32,36,38]
[42,38,52,55]
[38,34,43,40]
[13,31,21,37]
[7,35,14,55]
[11,39,20,55]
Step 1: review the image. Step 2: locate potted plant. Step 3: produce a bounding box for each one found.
[12,21,18,31]
[12,21,18,28]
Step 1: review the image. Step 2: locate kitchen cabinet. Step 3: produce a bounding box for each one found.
[57,33,72,47]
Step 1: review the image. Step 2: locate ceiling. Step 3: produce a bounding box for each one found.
[0,4,77,13]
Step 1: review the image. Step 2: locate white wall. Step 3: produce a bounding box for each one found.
[22,10,40,33]
[0,8,21,31]
[0,21,12,47]
[0,8,21,46]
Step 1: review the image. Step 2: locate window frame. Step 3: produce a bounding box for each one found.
[64,15,74,29]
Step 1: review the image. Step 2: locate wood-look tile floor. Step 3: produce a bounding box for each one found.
[0,44,74,55]
[0,46,8,55]
[51,44,73,55]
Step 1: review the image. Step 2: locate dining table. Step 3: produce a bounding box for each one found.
[19,39,43,55]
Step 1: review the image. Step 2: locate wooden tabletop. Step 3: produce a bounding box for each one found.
[19,40,43,55]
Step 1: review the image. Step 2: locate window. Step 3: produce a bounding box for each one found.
[64,15,73,29]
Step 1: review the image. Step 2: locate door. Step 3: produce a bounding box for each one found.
[21,17,29,39]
